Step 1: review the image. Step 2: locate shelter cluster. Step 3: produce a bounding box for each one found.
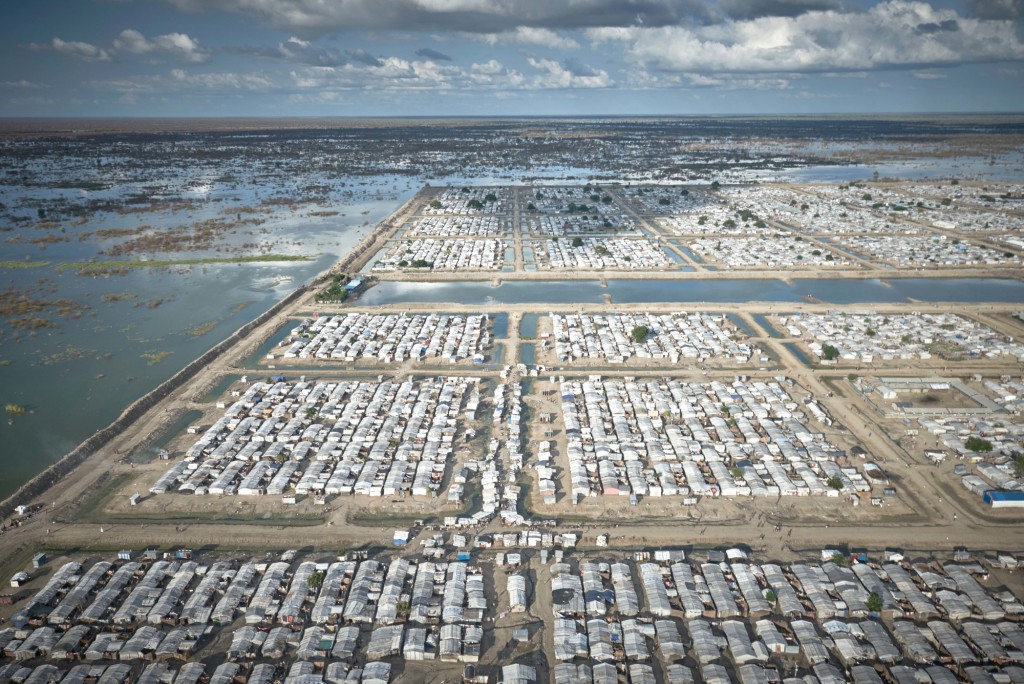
[372,238,505,271]
[549,313,759,364]
[3,545,1024,684]
[557,378,868,500]
[408,215,505,237]
[839,236,1018,268]
[278,314,491,364]
[534,238,671,270]
[548,550,1024,684]
[776,313,1024,364]
[689,237,848,269]
[150,378,480,501]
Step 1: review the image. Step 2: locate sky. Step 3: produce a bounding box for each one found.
[1,0,1023,116]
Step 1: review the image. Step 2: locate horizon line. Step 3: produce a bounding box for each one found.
[3,112,1024,121]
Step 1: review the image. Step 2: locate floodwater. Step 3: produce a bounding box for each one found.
[771,152,1024,184]
[0,183,408,500]
[359,278,1024,307]
[519,343,537,365]
[0,122,1022,501]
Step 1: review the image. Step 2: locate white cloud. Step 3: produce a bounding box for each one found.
[169,68,275,89]
[84,78,158,94]
[477,27,580,49]
[288,52,609,93]
[587,0,1024,74]
[470,60,526,87]
[37,38,112,61]
[471,59,507,76]
[112,29,152,54]
[911,69,948,78]
[527,57,612,88]
[114,29,210,63]
[7,96,56,107]
[0,80,49,89]
[289,57,463,92]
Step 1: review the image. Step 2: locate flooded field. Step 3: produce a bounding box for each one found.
[1,115,1022,499]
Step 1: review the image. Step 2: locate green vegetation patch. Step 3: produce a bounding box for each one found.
[183,320,221,337]
[59,254,316,275]
[142,350,173,365]
[965,436,993,453]
[0,261,50,269]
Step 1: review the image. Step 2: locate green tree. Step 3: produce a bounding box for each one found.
[763,589,777,605]
[631,325,649,343]
[965,436,993,453]
[307,571,325,590]
[830,553,848,567]
[571,237,584,247]
[429,199,442,210]
[827,476,843,490]
[485,193,497,203]
[867,592,883,613]
[821,344,840,361]
[467,199,484,210]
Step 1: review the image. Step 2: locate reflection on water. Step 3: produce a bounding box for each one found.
[362,278,1024,307]
[0,254,339,500]
[520,343,536,365]
[0,189,404,499]
[359,280,609,305]
[774,153,1024,183]
[520,313,541,339]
